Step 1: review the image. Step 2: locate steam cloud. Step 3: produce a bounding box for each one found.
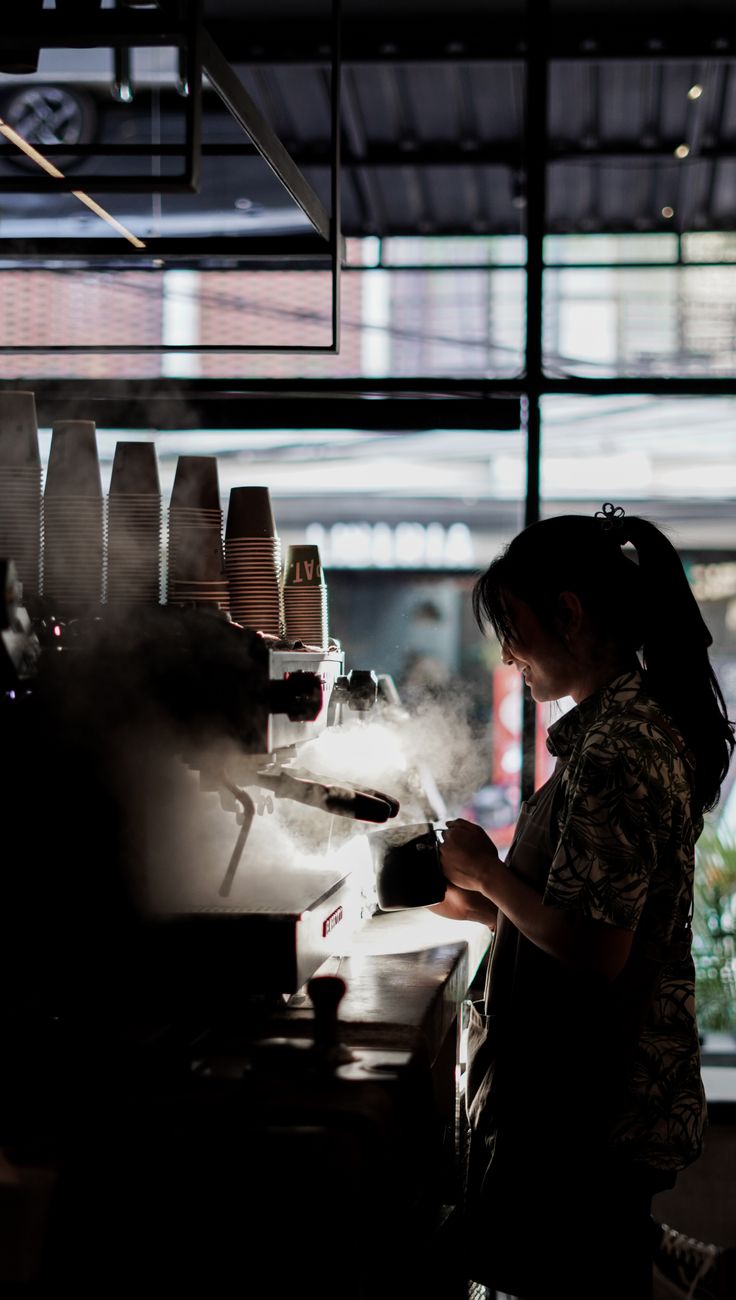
[297,689,488,821]
[136,684,490,914]
[29,603,490,923]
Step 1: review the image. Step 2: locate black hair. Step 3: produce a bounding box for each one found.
[472,512,735,817]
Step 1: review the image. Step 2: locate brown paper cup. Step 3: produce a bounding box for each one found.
[110,441,161,495]
[171,455,221,511]
[283,544,324,587]
[45,421,102,497]
[0,391,41,466]
[225,486,277,539]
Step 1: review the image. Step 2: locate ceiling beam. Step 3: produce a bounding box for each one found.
[205,16,736,63]
[0,377,520,431]
[2,138,731,184]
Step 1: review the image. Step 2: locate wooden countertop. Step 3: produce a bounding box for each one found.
[286,910,492,1066]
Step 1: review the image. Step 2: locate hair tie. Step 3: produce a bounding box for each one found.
[595,502,626,533]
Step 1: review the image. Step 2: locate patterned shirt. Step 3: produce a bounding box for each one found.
[543,668,706,1170]
[468,667,706,1178]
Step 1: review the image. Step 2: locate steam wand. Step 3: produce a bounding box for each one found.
[217,782,256,899]
[216,762,399,898]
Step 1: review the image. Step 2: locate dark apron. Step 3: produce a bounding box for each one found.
[461,763,641,1293]
[459,754,690,1296]
[465,761,575,1166]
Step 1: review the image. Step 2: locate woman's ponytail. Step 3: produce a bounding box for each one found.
[623,517,713,656]
[473,509,735,819]
[624,517,734,816]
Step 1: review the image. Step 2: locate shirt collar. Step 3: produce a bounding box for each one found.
[546,667,644,759]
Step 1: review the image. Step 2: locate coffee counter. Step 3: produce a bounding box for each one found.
[286,910,492,1066]
[1,910,489,1297]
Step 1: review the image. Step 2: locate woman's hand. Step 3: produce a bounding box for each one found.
[440,820,633,981]
[439,818,500,896]
[428,883,498,929]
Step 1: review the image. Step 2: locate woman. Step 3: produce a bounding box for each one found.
[435,505,734,1300]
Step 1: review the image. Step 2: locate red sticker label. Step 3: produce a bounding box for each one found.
[322,906,344,937]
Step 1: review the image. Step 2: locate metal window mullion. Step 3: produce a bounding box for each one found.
[330,0,342,354]
[184,0,204,192]
[703,63,731,228]
[521,0,548,802]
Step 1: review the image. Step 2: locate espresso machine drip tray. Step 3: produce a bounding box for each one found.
[158,869,366,997]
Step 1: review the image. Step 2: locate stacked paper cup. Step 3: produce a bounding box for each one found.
[167,455,228,610]
[43,420,104,609]
[282,544,329,647]
[224,486,283,635]
[106,442,162,606]
[0,391,42,599]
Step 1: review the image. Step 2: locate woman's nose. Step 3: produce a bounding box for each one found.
[501,640,514,666]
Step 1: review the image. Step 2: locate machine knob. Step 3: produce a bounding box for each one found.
[268,670,323,721]
[346,669,378,711]
[332,675,351,705]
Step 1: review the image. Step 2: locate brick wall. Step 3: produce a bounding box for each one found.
[0,266,364,379]
[0,271,164,378]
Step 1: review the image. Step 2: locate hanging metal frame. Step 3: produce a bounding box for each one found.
[0,0,343,354]
[0,5,203,194]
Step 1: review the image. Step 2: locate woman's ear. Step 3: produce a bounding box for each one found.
[555,590,584,641]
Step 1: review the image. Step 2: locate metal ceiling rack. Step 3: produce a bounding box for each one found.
[0,0,343,353]
[0,4,203,194]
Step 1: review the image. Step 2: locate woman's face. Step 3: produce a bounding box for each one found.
[500,593,576,703]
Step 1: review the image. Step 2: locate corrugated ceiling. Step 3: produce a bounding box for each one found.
[0,3,733,239]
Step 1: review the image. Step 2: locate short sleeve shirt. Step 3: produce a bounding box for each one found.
[546,669,704,1168]
[545,670,698,934]
[475,668,706,1173]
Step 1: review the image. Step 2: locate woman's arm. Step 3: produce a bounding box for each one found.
[439,819,633,981]
[428,883,498,929]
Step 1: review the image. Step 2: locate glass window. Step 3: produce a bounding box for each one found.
[544,234,679,265]
[33,423,526,834]
[542,395,736,1032]
[544,261,736,378]
[0,238,526,379]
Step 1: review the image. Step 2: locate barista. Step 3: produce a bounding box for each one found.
[434,505,734,1300]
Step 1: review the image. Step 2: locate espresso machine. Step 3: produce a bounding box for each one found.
[3,598,402,1004]
[126,616,404,1004]
[1,593,459,1300]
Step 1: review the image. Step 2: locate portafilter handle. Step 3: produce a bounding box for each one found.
[256,768,397,823]
[289,767,401,819]
[355,787,401,818]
